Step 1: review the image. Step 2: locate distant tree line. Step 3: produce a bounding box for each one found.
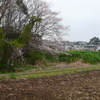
[88,37,100,45]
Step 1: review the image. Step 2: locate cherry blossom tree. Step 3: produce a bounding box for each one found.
[24,0,69,51]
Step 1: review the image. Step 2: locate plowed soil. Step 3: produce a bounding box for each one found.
[0,70,100,100]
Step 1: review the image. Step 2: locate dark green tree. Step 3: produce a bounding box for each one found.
[89,37,100,45]
[0,16,42,72]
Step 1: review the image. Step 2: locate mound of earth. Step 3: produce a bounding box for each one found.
[0,70,100,100]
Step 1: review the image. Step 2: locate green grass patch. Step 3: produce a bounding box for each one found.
[58,51,100,64]
[29,66,100,78]
[82,53,100,64]
[0,76,7,80]
[10,66,100,79]
[9,73,18,79]
[0,66,100,80]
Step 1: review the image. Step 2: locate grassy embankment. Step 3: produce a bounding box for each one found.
[0,51,100,80]
[59,51,100,64]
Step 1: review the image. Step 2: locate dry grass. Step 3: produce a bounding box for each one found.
[55,59,93,69]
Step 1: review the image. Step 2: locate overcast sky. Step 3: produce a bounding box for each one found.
[43,0,100,42]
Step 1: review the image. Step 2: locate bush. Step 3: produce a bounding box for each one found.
[58,53,67,58]
[44,52,57,62]
[0,40,23,72]
[58,57,68,62]
[26,50,44,65]
[0,61,22,73]
[58,56,79,63]
[58,51,81,63]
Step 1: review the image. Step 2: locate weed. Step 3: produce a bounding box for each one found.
[9,73,18,79]
[0,76,6,80]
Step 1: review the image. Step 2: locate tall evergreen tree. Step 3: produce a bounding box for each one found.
[89,37,100,45]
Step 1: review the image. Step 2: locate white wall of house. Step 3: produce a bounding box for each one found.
[96,46,100,51]
[65,46,72,51]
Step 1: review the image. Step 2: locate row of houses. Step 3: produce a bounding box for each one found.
[42,40,100,51]
[65,44,100,51]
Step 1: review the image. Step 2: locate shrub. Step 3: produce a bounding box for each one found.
[0,39,23,73]
[26,50,44,65]
[44,52,57,62]
[58,51,81,63]
[58,53,67,58]
[0,61,22,73]
[58,57,68,62]
[58,56,79,63]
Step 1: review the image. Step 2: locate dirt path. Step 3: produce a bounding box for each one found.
[0,64,98,76]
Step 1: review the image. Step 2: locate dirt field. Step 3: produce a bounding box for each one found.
[0,70,100,100]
